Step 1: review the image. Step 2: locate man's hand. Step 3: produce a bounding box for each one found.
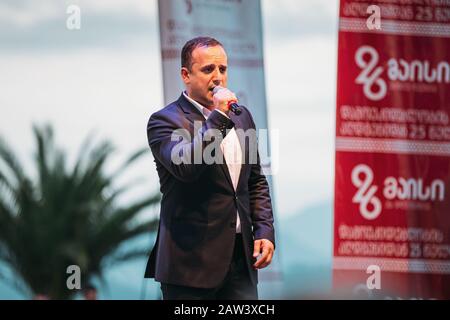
[212,87,238,114]
[253,239,274,269]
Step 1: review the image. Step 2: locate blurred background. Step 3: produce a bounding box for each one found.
[0,0,338,299]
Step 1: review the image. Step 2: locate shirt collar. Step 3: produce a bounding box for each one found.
[183,91,212,119]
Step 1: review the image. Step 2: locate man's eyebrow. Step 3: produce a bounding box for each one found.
[200,64,215,71]
[200,64,227,70]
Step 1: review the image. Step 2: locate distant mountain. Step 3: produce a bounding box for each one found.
[259,200,334,299]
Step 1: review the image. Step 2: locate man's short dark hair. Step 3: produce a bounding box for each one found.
[181,36,224,71]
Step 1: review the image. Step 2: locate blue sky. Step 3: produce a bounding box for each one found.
[0,0,339,219]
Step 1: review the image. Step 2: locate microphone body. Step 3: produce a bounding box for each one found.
[212,86,242,116]
[228,102,242,115]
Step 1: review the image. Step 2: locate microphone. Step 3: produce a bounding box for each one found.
[212,86,242,115]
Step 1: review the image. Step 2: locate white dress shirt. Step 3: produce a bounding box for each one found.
[183,91,242,233]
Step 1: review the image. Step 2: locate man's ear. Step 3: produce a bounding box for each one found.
[181,67,190,84]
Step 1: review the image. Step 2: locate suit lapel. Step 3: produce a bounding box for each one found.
[177,93,206,124]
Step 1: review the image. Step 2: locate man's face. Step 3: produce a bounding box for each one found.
[181,45,228,107]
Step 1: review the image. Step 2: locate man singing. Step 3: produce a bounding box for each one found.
[144,36,275,300]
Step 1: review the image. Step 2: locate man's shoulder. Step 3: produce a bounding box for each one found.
[151,99,182,118]
[240,105,251,116]
[146,99,185,142]
[147,97,186,126]
[238,105,256,127]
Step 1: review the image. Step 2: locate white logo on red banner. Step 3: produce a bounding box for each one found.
[355,46,387,101]
[352,164,446,220]
[355,45,450,101]
[351,164,382,220]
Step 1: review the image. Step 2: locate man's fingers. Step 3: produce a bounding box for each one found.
[259,252,273,269]
[253,240,261,258]
[254,246,270,268]
[252,239,275,269]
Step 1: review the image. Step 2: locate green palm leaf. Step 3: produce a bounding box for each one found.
[0,124,160,299]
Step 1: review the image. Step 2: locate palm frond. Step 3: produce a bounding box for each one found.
[109,148,148,180]
[0,125,160,299]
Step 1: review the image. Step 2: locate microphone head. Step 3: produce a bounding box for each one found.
[212,86,223,94]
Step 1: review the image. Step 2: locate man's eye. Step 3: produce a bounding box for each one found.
[203,67,213,73]
[220,67,227,73]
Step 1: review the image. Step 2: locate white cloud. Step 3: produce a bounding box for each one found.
[0,1,60,27]
[264,34,338,216]
[270,110,335,216]
[264,36,337,110]
[263,0,338,18]
[75,0,156,16]
[0,47,163,207]
[262,0,339,39]
[0,0,156,27]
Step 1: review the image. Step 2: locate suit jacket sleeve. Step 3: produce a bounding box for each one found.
[147,109,234,183]
[244,107,276,249]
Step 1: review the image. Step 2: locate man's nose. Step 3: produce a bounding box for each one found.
[211,68,223,85]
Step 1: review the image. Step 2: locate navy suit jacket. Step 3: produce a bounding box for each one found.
[144,93,275,288]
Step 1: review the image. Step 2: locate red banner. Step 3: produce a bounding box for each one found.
[334,0,450,299]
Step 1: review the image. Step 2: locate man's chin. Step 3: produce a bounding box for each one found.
[192,96,212,108]
[202,96,213,107]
